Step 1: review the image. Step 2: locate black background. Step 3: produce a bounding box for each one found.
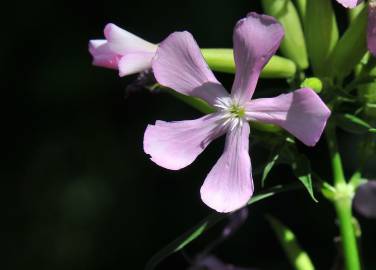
[3,0,376,269]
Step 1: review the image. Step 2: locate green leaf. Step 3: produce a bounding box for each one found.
[145,185,300,270]
[335,114,376,134]
[261,0,308,69]
[291,154,318,202]
[201,49,297,78]
[261,141,291,187]
[262,153,280,187]
[266,215,315,270]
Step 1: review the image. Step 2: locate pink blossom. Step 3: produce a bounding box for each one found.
[144,13,331,213]
[89,23,157,76]
[336,0,363,8]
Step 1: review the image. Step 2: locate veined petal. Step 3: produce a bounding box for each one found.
[143,113,225,170]
[104,23,157,55]
[152,31,229,106]
[118,52,154,76]
[368,1,376,56]
[245,88,331,146]
[200,123,253,213]
[231,12,284,103]
[89,40,120,69]
[336,0,363,8]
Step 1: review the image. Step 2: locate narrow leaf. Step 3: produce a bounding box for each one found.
[145,185,299,270]
[262,153,280,187]
[267,215,315,270]
[335,113,376,134]
[292,154,318,202]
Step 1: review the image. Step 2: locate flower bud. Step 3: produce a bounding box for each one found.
[261,0,308,69]
[300,77,323,93]
[327,6,367,79]
[201,49,297,78]
[304,0,339,76]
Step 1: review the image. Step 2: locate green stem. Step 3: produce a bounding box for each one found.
[326,124,361,270]
[334,200,361,270]
[325,124,345,184]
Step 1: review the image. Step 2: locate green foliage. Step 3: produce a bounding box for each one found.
[335,114,376,134]
[145,185,300,270]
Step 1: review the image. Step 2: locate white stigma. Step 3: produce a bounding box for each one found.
[214,97,246,131]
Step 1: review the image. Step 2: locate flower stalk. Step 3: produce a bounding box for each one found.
[326,124,361,270]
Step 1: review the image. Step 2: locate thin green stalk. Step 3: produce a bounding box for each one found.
[326,124,361,270]
[334,200,361,270]
[325,124,345,184]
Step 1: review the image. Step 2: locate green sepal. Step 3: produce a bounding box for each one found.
[327,6,367,80]
[261,0,308,69]
[201,49,297,78]
[266,215,315,270]
[304,0,339,76]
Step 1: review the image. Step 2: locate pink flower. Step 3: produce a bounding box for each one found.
[143,13,331,213]
[336,0,376,56]
[89,23,157,76]
[336,0,363,8]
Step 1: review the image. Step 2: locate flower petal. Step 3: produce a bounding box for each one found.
[143,113,225,170]
[245,88,331,146]
[353,180,376,219]
[104,23,157,55]
[336,0,362,8]
[118,52,154,76]
[368,2,376,56]
[200,123,253,213]
[231,12,284,103]
[89,40,120,69]
[152,31,229,106]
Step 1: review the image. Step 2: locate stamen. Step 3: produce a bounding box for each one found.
[214,97,246,130]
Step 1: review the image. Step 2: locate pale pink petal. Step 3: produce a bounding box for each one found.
[336,0,363,8]
[200,123,253,213]
[245,88,331,146]
[368,2,376,56]
[104,23,157,55]
[118,52,154,76]
[152,31,229,105]
[231,12,284,103]
[89,40,121,69]
[143,113,225,170]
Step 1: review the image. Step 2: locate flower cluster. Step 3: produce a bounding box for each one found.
[89,12,331,213]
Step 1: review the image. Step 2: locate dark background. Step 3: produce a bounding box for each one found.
[3,0,376,269]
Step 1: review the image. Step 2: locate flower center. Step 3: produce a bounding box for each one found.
[214,97,246,130]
